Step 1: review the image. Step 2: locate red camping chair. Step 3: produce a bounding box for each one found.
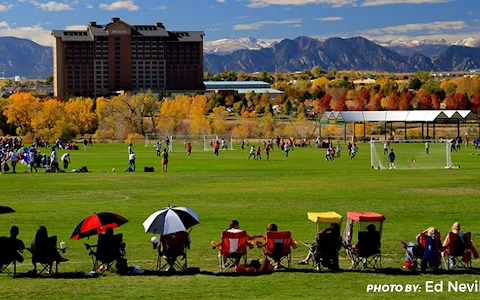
[257,231,296,269]
[157,231,189,271]
[343,212,385,270]
[442,232,475,270]
[213,230,249,272]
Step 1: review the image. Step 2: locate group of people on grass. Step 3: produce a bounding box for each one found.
[1,219,476,275]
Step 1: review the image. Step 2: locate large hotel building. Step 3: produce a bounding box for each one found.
[52,18,205,97]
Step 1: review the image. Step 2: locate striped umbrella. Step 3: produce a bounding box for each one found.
[143,206,199,235]
[70,212,128,240]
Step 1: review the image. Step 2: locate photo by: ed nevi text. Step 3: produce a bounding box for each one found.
[366,281,480,293]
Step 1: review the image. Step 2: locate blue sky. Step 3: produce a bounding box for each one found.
[0,0,478,46]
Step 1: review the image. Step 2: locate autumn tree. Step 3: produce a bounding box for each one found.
[333,95,347,111]
[64,97,98,135]
[443,93,467,110]
[471,93,480,114]
[416,91,432,110]
[316,94,332,113]
[440,80,458,95]
[431,94,441,110]
[353,88,370,111]
[398,91,414,110]
[368,92,383,111]
[3,93,42,135]
[387,91,399,110]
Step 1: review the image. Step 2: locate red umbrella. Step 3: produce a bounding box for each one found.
[70,212,128,240]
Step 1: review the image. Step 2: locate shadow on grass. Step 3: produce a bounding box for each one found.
[7,267,480,279]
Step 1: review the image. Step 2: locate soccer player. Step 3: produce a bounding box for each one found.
[347,142,352,156]
[425,141,430,154]
[128,143,133,154]
[325,146,331,161]
[336,143,342,158]
[156,141,161,157]
[256,146,262,160]
[241,140,245,150]
[265,144,271,160]
[213,141,220,156]
[61,153,71,171]
[284,142,290,158]
[186,143,192,158]
[350,144,358,160]
[248,145,256,160]
[383,141,389,155]
[388,148,396,169]
[29,149,37,173]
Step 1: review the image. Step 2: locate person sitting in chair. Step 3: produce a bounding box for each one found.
[155,229,191,271]
[96,228,125,272]
[258,223,296,269]
[299,223,341,270]
[443,222,478,268]
[31,226,68,273]
[211,220,261,267]
[416,227,441,272]
[354,224,381,257]
[3,226,25,264]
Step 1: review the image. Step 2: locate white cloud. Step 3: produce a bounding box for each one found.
[149,5,167,10]
[316,17,343,21]
[217,0,227,2]
[246,0,453,7]
[19,0,73,11]
[361,0,453,6]
[207,28,221,31]
[65,25,86,30]
[0,3,14,11]
[0,21,8,28]
[99,0,139,11]
[247,0,356,8]
[233,18,302,30]
[362,21,467,35]
[366,32,480,44]
[237,16,248,19]
[0,23,52,46]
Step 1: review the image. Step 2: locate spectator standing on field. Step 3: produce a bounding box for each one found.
[61,153,71,170]
[89,136,93,146]
[9,149,18,173]
[29,149,37,173]
[128,152,136,171]
[161,148,169,172]
[50,147,59,172]
[213,141,220,156]
[83,138,88,151]
[265,144,271,160]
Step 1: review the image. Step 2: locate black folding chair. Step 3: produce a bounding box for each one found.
[0,237,18,277]
[28,236,60,275]
[86,233,126,272]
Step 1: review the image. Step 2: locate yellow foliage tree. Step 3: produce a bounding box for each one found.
[64,97,98,135]
[3,93,42,135]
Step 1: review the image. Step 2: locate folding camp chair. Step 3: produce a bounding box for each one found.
[442,232,473,270]
[258,231,295,269]
[28,236,60,275]
[213,230,249,272]
[85,233,126,272]
[156,231,189,271]
[343,212,385,271]
[0,237,18,277]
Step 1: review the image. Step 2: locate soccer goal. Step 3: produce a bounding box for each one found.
[203,134,234,151]
[370,139,456,170]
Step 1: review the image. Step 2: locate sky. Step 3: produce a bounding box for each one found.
[0,0,478,46]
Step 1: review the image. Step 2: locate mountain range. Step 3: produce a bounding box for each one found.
[0,36,479,78]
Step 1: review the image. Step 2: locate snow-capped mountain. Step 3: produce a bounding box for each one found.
[204,37,276,55]
[454,37,480,48]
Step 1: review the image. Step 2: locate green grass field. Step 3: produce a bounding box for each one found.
[1,141,480,299]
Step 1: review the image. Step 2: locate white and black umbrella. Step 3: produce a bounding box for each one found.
[143,206,199,235]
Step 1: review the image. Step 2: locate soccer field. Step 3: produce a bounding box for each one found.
[1,142,480,299]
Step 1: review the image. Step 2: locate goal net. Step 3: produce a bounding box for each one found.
[370,140,455,170]
[203,134,234,151]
